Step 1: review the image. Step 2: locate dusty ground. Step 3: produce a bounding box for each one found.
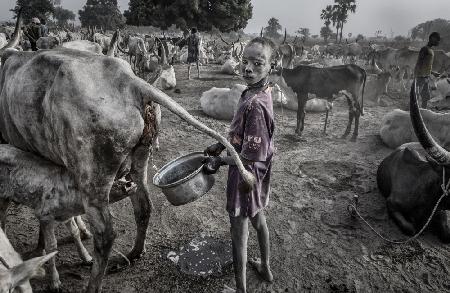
[5,63,450,293]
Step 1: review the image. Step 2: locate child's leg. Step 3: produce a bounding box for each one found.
[230,215,249,293]
[249,211,273,282]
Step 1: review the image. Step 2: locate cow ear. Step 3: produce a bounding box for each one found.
[10,252,57,287]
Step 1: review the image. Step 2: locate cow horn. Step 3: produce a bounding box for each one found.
[1,8,22,52]
[282,29,287,44]
[219,34,230,46]
[107,30,120,57]
[410,80,450,164]
[157,38,168,65]
[260,27,264,37]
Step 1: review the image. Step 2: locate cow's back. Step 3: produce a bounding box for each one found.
[0,49,145,184]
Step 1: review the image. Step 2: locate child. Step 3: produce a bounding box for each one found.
[204,37,277,293]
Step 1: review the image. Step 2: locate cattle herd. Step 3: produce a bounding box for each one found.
[1,9,450,293]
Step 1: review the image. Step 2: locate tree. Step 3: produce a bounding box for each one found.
[410,19,450,51]
[124,0,253,33]
[53,6,75,27]
[11,0,55,23]
[79,0,124,30]
[333,0,357,43]
[320,26,333,42]
[356,34,364,41]
[296,27,310,40]
[264,17,282,39]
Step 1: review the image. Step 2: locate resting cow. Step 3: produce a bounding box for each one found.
[377,82,450,242]
[0,19,253,293]
[271,64,366,140]
[379,108,450,149]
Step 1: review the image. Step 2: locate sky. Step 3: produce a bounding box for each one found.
[1,0,450,37]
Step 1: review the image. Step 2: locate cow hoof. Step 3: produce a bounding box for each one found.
[128,248,146,261]
[341,133,350,139]
[350,135,358,142]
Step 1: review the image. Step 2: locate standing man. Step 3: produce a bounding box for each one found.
[414,32,441,108]
[23,17,42,51]
[39,18,49,38]
[186,27,201,80]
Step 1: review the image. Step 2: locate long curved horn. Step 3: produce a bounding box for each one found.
[260,27,264,37]
[283,29,287,44]
[410,80,450,164]
[155,37,167,65]
[107,30,119,57]
[219,34,230,46]
[135,78,256,190]
[1,8,22,52]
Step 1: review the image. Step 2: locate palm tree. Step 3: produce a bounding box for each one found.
[333,0,357,43]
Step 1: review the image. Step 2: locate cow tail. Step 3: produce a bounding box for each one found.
[360,69,366,116]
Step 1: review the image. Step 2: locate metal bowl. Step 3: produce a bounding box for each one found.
[153,152,215,206]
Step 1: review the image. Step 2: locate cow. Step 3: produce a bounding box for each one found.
[270,64,366,140]
[433,50,450,74]
[376,81,450,243]
[278,30,296,69]
[0,18,253,293]
[379,108,450,149]
[0,144,139,290]
[36,36,60,50]
[0,225,57,293]
[61,40,103,54]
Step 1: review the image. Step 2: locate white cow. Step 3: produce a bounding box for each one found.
[380,108,450,149]
[200,84,247,120]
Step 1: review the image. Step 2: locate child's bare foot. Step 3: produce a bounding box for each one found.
[249,259,273,282]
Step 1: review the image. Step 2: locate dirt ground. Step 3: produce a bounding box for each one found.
[6,63,450,293]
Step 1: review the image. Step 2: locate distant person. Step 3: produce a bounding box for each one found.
[414,32,441,108]
[39,18,48,37]
[23,17,42,51]
[186,27,201,79]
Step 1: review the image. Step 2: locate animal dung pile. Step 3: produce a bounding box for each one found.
[305,98,333,113]
[220,59,239,75]
[160,66,176,89]
[200,84,246,120]
[167,235,232,277]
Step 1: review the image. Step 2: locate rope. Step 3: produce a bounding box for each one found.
[348,168,450,244]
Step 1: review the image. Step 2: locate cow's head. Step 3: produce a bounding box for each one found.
[0,250,57,293]
[410,80,450,179]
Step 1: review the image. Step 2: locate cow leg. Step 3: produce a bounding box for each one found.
[75,215,93,240]
[295,98,307,136]
[323,110,329,134]
[351,109,361,141]
[84,196,116,293]
[431,210,450,243]
[127,144,153,260]
[41,220,61,291]
[386,198,416,236]
[65,218,93,264]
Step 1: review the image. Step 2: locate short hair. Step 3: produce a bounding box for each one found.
[246,37,278,63]
[191,27,197,34]
[429,32,440,40]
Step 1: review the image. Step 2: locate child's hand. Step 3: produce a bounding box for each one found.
[202,156,224,175]
[204,142,226,157]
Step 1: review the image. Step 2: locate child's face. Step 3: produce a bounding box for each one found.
[240,43,272,85]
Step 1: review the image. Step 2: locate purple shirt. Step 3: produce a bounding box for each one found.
[226,85,275,217]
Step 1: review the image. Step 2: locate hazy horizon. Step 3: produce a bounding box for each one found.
[1,0,449,37]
